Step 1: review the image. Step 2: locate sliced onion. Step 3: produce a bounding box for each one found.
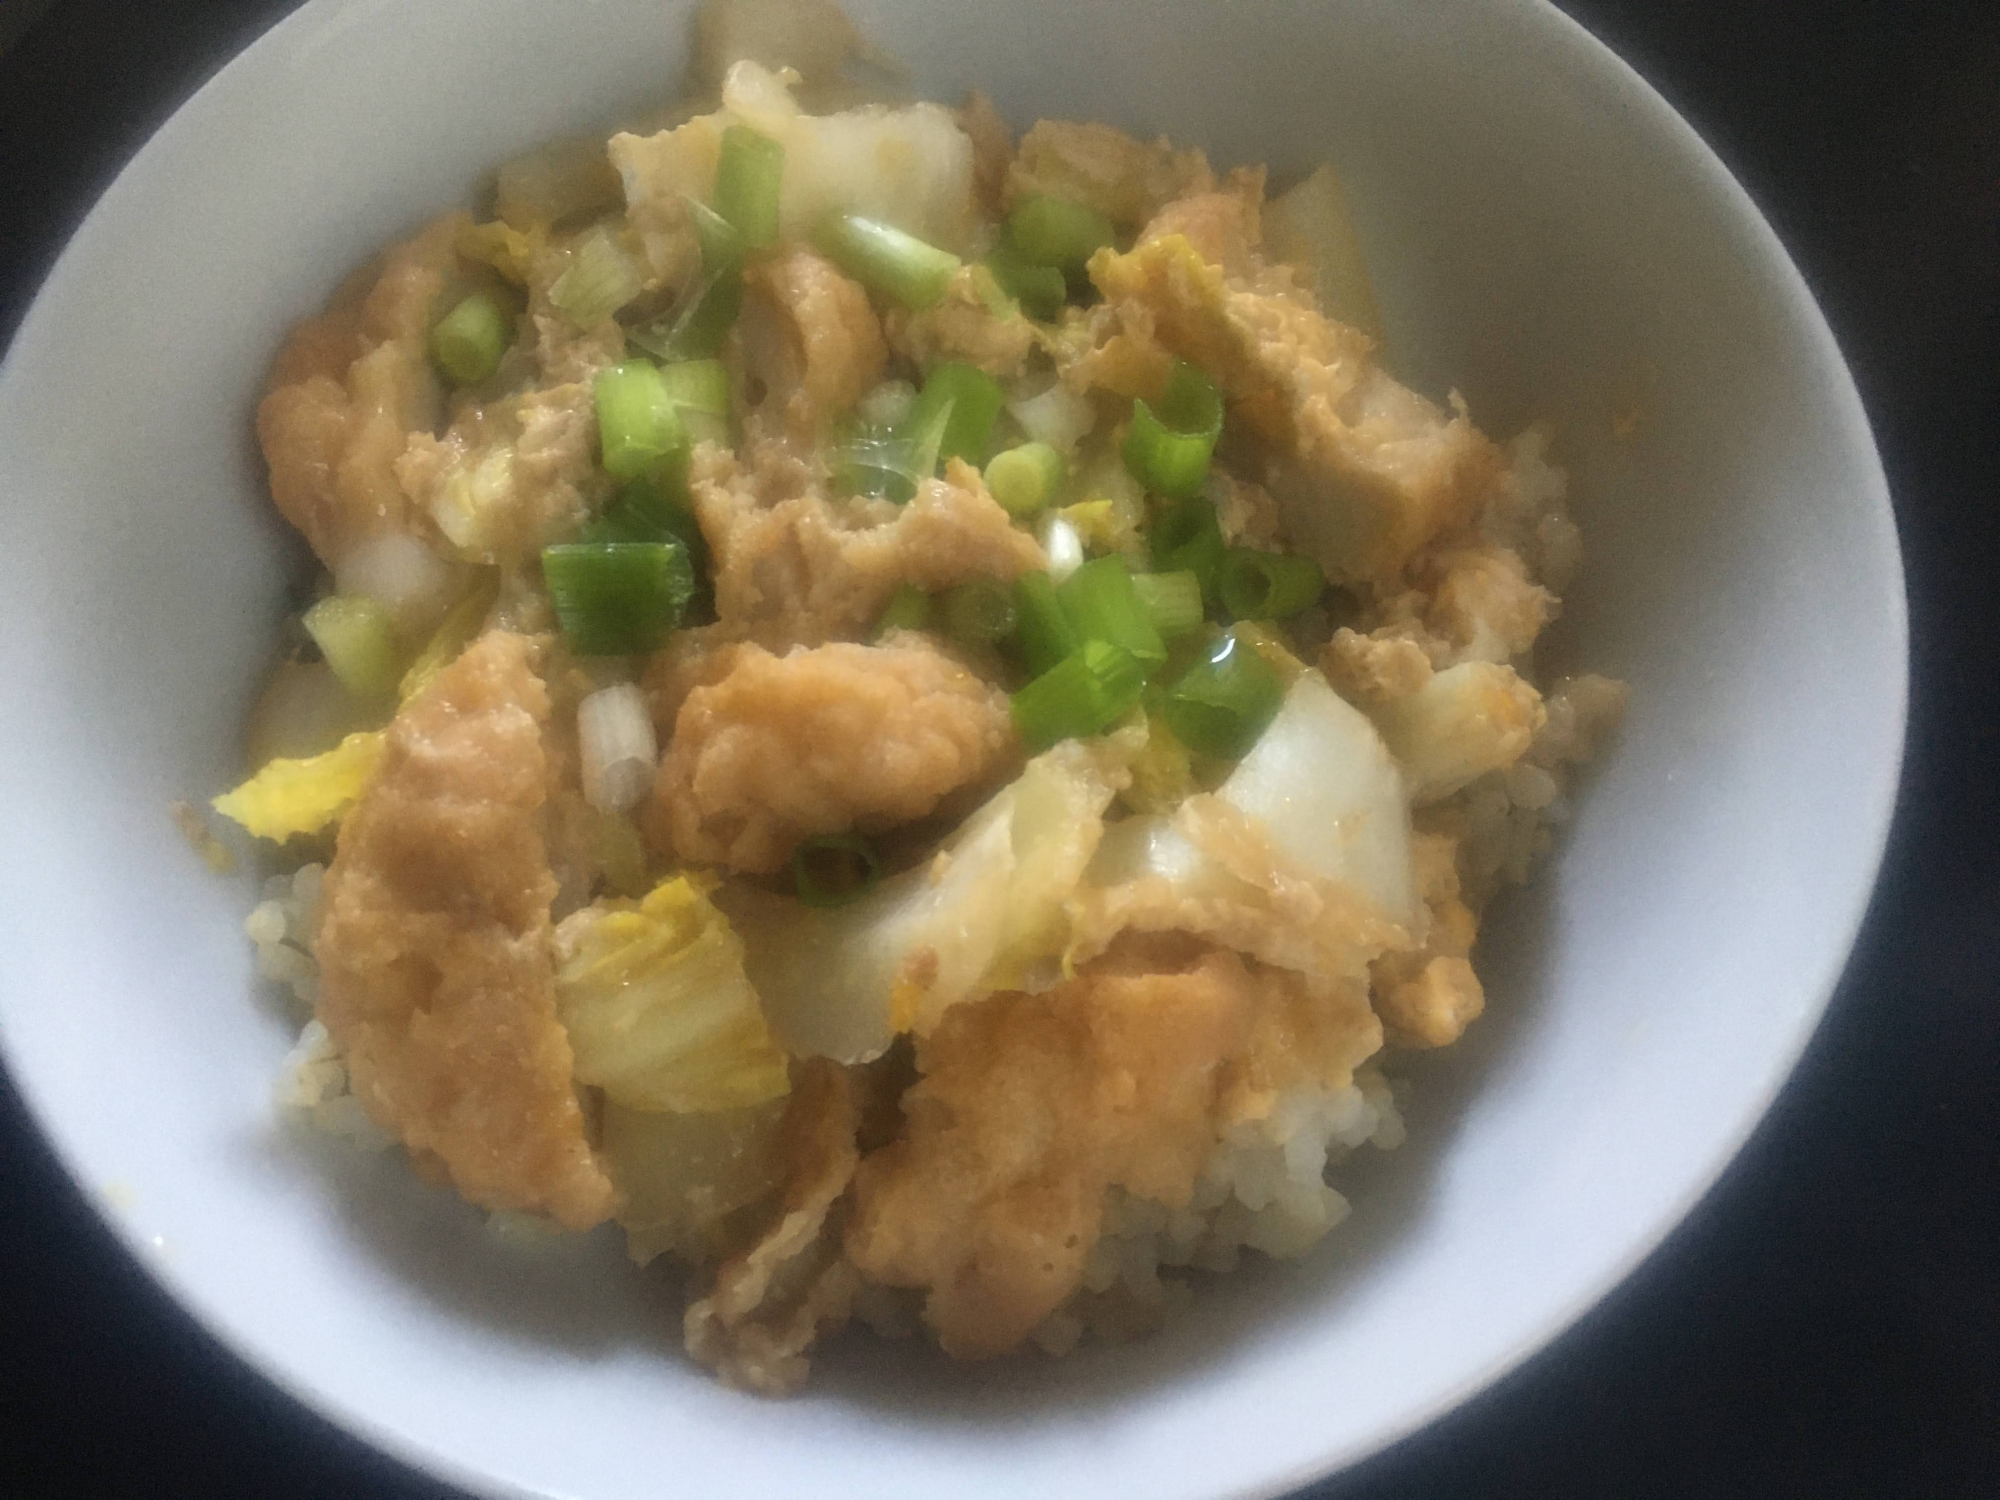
[334,534,454,639]
[1040,513,1085,582]
[578,683,659,814]
[1008,381,1096,454]
[857,378,917,430]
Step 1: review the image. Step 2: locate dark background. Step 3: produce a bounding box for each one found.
[1,0,1994,1495]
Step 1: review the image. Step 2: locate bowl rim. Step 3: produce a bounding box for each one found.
[0,0,1908,1495]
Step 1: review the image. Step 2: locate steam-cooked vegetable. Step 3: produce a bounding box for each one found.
[595,361,690,483]
[1125,360,1224,499]
[1010,639,1146,751]
[941,578,1018,647]
[602,1098,789,1265]
[1151,493,1227,604]
[906,362,1005,467]
[816,213,961,310]
[716,729,1141,1061]
[984,441,1065,517]
[1130,569,1204,641]
[578,683,660,814]
[873,583,933,637]
[1262,162,1384,343]
[1159,631,1284,759]
[1216,671,1417,925]
[1217,547,1326,621]
[554,876,791,1113]
[542,541,696,656]
[333,534,454,639]
[301,596,403,699]
[1058,556,1166,668]
[397,570,500,701]
[429,292,512,386]
[549,225,645,327]
[1006,194,1115,273]
[1369,661,1545,804]
[213,731,386,843]
[713,124,785,250]
[1040,511,1085,582]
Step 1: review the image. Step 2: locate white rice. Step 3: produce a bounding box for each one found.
[1029,1068,1405,1353]
[246,861,326,1015]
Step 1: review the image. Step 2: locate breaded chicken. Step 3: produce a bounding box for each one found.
[257,215,457,568]
[1073,222,1504,587]
[314,631,615,1229]
[690,444,1045,641]
[684,1058,864,1394]
[645,636,1017,874]
[883,264,1037,378]
[737,245,887,448]
[846,937,1380,1358]
[1008,120,1217,228]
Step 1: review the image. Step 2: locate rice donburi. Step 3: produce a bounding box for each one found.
[213,0,1627,1395]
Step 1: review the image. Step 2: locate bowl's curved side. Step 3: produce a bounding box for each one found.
[0,0,1904,1498]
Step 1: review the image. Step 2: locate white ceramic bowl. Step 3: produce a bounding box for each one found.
[0,1,1904,1496]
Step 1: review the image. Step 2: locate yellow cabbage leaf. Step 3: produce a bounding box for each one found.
[211,730,386,843]
[554,876,790,1113]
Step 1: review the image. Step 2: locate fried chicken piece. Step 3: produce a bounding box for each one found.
[684,1059,865,1395]
[257,215,457,568]
[690,443,1045,642]
[883,264,1037,378]
[645,636,1016,874]
[737,245,888,448]
[1008,120,1217,228]
[846,937,1382,1358]
[1072,222,1504,587]
[314,630,615,1229]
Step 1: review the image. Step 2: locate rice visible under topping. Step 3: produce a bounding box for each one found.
[1030,1069,1404,1353]
[247,862,326,1014]
[274,1016,390,1151]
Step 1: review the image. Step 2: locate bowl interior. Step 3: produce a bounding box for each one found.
[0,1,1903,1497]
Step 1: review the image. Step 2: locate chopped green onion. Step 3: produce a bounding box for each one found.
[549,227,644,328]
[657,358,731,448]
[1131,570,1204,640]
[1218,547,1326,620]
[586,476,712,622]
[874,583,934,637]
[792,832,883,908]
[942,578,1018,647]
[542,541,694,656]
[833,436,922,505]
[984,441,1066,517]
[1007,194,1116,271]
[1125,361,1224,499]
[430,292,511,385]
[815,214,960,309]
[1010,640,1146,752]
[302,595,403,698]
[713,125,785,251]
[1011,571,1079,677]
[1058,555,1165,668]
[685,196,747,273]
[1159,632,1284,760]
[983,240,1067,320]
[628,265,744,363]
[1150,493,1227,603]
[907,362,1005,468]
[594,361,689,483]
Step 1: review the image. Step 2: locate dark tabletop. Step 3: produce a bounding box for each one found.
[2,0,1995,1495]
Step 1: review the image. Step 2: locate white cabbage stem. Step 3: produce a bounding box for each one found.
[578,683,659,814]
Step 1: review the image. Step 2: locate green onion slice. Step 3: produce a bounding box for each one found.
[1010,640,1146,752]
[430,291,511,386]
[815,214,960,309]
[984,441,1065,518]
[628,264,744,363]
[983,239,1068,320]
[1011,571,1079,678]
[1125,361,1224,499]
[1218,547,1327,621]
[942,578,1018,647]
[595,361,689,483]
[792,832,883,908]
[1159,631,1285,760]
[1150,493,1227,604]
[1131,570,1205,641]
[907,362,1005,469]
[684,196,747,274]
[873,583,934,638]
[1058,555,1166,667]
[1006,194,1116,272]
[713,125,784,251]
[302,595,403,698]
[542,540,695,656]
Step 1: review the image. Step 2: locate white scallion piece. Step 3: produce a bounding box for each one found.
[1007,381,1095,454]
[333,534,454,638]
[578,683,659,814]
[1040,513,1086,583]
